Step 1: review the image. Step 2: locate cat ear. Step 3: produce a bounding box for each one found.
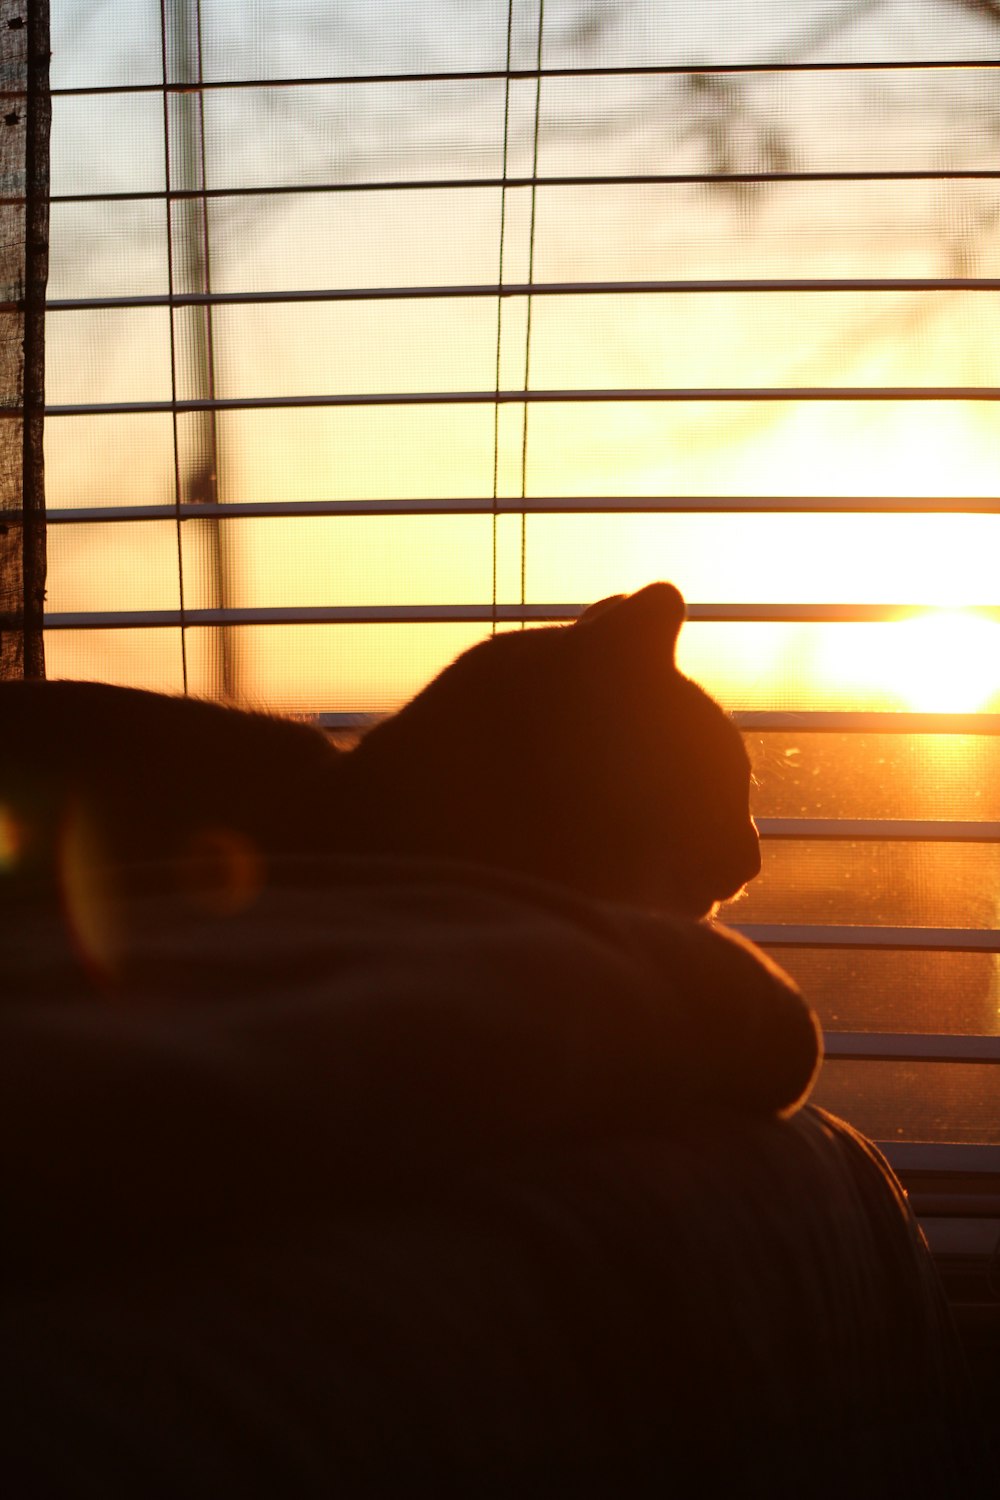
[575,593,627,624]
[575,582,686,658]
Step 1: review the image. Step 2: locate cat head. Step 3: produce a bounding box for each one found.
[348,582,760,917]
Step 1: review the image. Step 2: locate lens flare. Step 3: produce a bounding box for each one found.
[181,826,265,917]
[58,799,123,984]
[0,805,23,871]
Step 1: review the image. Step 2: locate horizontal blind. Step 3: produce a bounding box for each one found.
[45,1,1000,1177]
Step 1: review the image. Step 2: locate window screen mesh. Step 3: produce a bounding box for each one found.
[45,1,1000,1151]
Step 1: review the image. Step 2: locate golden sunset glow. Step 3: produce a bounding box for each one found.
[42,11,1000,725]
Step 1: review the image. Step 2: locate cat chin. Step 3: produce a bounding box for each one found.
[701,892,746,924]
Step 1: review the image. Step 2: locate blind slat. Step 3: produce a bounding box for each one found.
[756,819,1000,842]
[50,57,1000,98]
[736,924,1000,953]
[43,277,1000,312]
[41,387,1000,418]
[314,711,1000,735]
[49,166,1000,206]
[41,603,1000,627]
[825,1033,1000,1064]
[35,497,1000,522]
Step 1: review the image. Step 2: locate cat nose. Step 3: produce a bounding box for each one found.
[708,822,761,908]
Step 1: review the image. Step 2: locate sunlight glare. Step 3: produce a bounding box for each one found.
[819,609,1000,713]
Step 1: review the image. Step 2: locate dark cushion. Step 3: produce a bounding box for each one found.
[0,858,982,1496]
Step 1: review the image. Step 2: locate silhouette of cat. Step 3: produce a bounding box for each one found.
[338,581,759,915]
[0,583,759,919]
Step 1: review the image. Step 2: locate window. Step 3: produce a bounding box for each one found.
[46,1,1000,1238]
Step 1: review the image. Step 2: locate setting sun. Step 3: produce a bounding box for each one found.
[818,608,1000,713]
